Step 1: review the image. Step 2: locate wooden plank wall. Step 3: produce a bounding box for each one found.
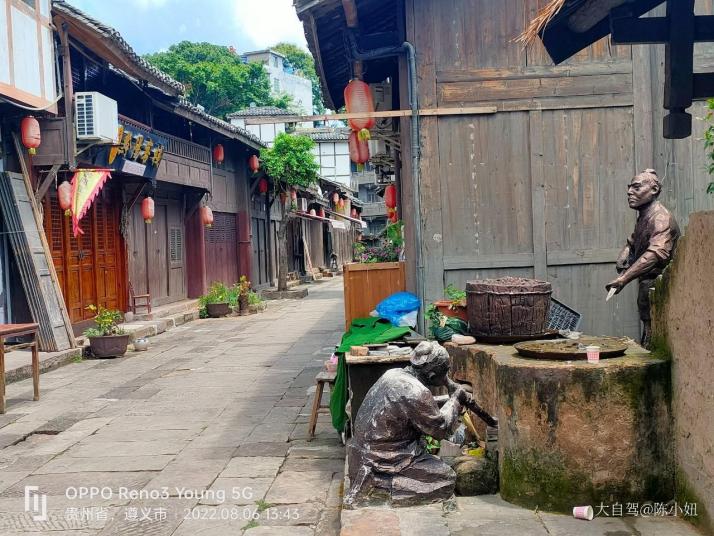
[403,0,714,337]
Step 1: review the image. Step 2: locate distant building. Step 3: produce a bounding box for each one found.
[228,106,295,147]
[243,49,313,115]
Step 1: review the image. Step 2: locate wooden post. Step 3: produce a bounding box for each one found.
[58,23,76,168]
[663,0,695,139]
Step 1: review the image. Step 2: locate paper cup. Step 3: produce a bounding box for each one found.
[586,345,600,363]
[573,505,594,521]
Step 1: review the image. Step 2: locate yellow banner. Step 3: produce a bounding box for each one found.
[70,169,111,238]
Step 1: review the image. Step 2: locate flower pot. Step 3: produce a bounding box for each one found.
[89,334,130,358]
[434,300,468,322]
[238,294,249,316]
[206,302,231,318]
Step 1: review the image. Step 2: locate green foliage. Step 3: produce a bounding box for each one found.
[445,284,466,308]
[254,500,274,513]
[272,42,325,114]
[259,133,319,189]
[198,282,231,308]
[83,305,125,337]
[353,220,404,263]
[145,42,285,117]
[248,290,262,306]
[238,275,251,297]
[425,435,441,454]
[705,99,714,194]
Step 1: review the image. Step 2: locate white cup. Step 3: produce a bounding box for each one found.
[586,345,600,364]
[573,505,594,520]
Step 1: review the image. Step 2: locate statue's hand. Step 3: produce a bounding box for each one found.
[615,258,629,274]
[455,387,472,406]
[605,277,626,294]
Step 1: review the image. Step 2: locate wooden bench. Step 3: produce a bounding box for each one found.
[307,370,336,440]
[0,323,40,413]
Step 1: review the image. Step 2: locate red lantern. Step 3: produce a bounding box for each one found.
[141,196,155,224]
[212,144,224,164]
[344,79,375,136]
[318,207,325,218]
[21,116,41,155]
[384,184,397,209]
[258,178,269,194]
[309,208,316,216]
[389,210,399,224]
[332,192,340,205]
[248,155,260,173]
[351,208,358,219]
[348,131,370,165]
[58,181,72,216]
[338,198,345,209]
[291,189,297,201]
[200,205,214,228]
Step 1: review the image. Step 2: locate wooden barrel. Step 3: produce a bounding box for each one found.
[466,277,552,337]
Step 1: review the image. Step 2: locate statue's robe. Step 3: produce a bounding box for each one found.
[346,368,461,506]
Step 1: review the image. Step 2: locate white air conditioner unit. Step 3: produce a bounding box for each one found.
[297,198,309,212]
[75,92,119,143]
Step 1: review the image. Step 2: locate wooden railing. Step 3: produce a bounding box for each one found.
[119,115,211,165]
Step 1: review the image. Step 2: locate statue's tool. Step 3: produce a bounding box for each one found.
[606,287,617,302]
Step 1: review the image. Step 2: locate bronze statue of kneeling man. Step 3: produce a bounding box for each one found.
[345,341,475,508]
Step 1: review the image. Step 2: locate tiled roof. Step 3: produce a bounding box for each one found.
[227,106,295,118]
[298,128,351,141]
[176,99,265,148]
[53,1,185,95]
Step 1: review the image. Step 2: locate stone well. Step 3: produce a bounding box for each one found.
[447,343,674,513]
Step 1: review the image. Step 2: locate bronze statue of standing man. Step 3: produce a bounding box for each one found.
[606,169,680,348]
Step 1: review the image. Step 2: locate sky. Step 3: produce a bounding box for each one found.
[68,0,308,55]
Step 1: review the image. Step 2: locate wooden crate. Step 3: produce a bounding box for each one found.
[343,262,406,330]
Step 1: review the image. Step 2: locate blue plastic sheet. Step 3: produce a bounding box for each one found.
[376,292,421,327]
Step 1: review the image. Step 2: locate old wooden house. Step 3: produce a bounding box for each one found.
[296,0,714,338]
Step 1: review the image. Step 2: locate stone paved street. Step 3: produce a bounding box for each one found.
[0,278,706,536]
[0,280,345,535]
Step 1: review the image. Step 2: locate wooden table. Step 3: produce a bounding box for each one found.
[0,323,40,413]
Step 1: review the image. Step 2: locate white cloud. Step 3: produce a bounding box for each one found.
[233,0,307,50]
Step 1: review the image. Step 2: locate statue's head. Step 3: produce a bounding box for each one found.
[627,169,661,209]
[410,341,450,388]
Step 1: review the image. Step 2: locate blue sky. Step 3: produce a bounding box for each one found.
[68,0,308,55]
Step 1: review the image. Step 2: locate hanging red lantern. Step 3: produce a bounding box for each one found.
[212,144,225,164]
[309,208,316,216]
[338,197,345,209]
[291,189,297,201]
[258,178,269,194]
[318,207,326,218]
[141,196,155,224]
[348,131,370,165]
[200,205,214,228]
[248,155,260,173]
[332,192,340,205]
[21,116,41,155]
[344,79,375,139]
[389,210,399,224]
[351,208,358,219]
[58,181,72,216]
[384,184,397,209]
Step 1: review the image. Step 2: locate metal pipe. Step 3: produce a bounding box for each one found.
[344,31,425,332]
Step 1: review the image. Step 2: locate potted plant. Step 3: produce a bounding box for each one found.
[237,276,251,315]
[248,290,266,314]
[433,284,468,321]
[200,282,231,318]
[84,305,130,358]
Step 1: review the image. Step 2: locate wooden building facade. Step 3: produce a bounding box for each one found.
[298,0,714,338]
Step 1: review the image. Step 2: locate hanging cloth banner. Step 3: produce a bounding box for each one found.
[70,169,112,238]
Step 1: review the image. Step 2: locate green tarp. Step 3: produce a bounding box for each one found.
[330,317,411,432]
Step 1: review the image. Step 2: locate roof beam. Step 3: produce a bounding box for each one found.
[611,13,714,44]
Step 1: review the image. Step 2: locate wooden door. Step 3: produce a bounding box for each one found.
[43,188,125,324]
[205,212,239,285]
[148,203,170,305]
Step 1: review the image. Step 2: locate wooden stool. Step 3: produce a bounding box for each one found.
[129,282,151,316]
[0,323,40,414]
[308,370,336,440]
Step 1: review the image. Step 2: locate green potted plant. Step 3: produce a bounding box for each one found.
[248,289,266,314]
[237,276,251,315]
[84,305,129,358]
[200,282,231,318]
[433,284,468,321]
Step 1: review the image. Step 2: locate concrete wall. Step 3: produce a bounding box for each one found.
[652,211,714,534]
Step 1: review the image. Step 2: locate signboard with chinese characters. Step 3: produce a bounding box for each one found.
[83,121,167,181]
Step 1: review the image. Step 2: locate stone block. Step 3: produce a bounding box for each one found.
[350,346,369,356]
[452,455,499,496]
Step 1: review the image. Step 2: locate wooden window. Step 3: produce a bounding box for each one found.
[169,227,183,266]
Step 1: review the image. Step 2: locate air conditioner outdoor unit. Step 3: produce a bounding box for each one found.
[75,92,119,143]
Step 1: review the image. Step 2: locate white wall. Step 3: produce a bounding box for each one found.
[230,117,286,147]
[266,65,313,114]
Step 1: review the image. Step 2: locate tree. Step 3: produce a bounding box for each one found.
[145,41,288,118]
[272,42,326,114]
[260,133,320,291]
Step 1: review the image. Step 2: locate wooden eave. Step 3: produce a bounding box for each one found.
[52,12,183,97]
